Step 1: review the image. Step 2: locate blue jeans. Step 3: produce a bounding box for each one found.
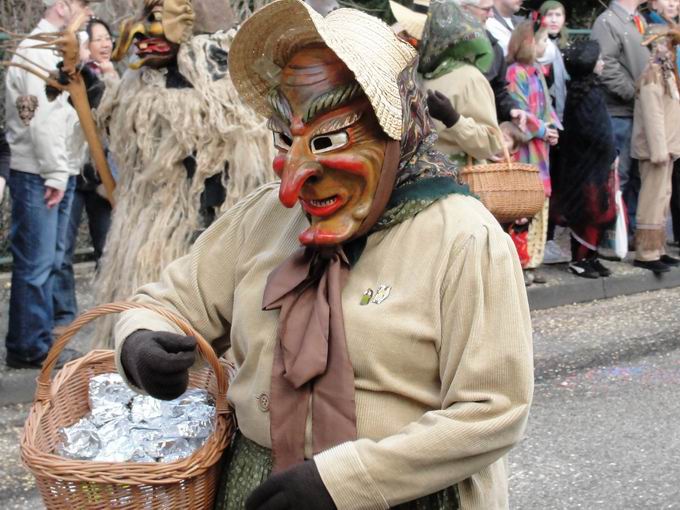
[53,188,112,325]
[610,116,641,231]
[6,171,75,362]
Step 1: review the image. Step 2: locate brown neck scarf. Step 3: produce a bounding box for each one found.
[262,141,400,471]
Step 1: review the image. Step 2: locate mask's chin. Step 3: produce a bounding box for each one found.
[298,221,357,246]
[298,201,371,247]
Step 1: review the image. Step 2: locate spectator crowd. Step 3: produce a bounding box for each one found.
[392,0,680,284]
[2,0,680,370]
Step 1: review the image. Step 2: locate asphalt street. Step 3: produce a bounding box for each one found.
[0,283,679,508]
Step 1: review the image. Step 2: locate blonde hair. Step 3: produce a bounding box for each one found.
[507,21,537,65]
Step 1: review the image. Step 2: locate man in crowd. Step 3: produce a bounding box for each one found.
[591,0,649,243]
[457,0,527,129]
[4,0,94,368]
[486,0,525,55]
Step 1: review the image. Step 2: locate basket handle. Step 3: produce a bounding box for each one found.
[465,128,514,170]
[35,302,229,415]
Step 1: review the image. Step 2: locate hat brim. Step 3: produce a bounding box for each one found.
[229,0,417,140]
[389,1,426,40]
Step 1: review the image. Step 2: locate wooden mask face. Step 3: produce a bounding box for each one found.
[112,0,181,69]
[269,46,389,246]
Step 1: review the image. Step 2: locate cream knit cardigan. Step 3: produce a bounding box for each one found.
[115,183,534,509]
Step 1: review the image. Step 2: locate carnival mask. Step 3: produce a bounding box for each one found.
[269,46,390,247]
[112,0,194,69]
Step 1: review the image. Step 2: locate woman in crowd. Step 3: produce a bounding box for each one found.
[537,1,569,122]
[644,0,680,252]
[631,34,680,273]
[506,21,561,285]
[553,40,617,279]
[419,0,502,165]
[537,1,571,265]
[54,18,119,328]
[645,0,679,25]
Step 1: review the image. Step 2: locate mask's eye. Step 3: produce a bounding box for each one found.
[310,131,349,154]
[273,131,293,151]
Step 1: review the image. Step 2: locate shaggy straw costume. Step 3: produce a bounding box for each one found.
[93,31,274,346]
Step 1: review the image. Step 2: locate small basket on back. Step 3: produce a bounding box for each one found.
[459,144,545,224]
[21,302,234,510]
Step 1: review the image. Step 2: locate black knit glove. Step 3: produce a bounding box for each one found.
[120,330,196,400]
[245,460,336,510]
[426,89,460,128]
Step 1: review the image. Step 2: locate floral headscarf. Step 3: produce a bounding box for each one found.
[417,0,494,80]
[372,57,471,232]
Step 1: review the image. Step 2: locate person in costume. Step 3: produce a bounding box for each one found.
[454,0,528,132]
[90,0,274,346]
[419,0,502,165]
[631,34,680,273]
[506,20,560,285]
[643,0,680,252]
[552,40,617,279]
[112,1,534,508]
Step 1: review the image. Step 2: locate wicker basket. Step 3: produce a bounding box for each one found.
[21,302,235,510]
[459,146,545,223]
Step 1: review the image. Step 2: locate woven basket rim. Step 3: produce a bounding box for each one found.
[21,303,235,487]
[21,350,234,485]
[461,162,539,174]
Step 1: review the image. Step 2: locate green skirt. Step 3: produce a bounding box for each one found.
[214,433,460,510]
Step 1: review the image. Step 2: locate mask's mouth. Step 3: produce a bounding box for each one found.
[300,194,347,218]
[135,35,173,57]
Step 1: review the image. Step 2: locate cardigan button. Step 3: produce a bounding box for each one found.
[256,392,270,412]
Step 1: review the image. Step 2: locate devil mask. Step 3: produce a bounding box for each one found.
[269,46,393,247]
[112,0,193,69]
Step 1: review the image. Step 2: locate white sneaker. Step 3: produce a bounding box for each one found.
[543,240,570,264]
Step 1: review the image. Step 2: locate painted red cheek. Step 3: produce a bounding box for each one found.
[317,156,367,175]
[272,155,286,176]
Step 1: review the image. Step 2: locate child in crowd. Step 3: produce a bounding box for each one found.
[553,40,618,279]
[631,34,680,273]
[506,21,561,285]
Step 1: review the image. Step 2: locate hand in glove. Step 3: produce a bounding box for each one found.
[426,89,460,128]
[245,460,336,510]
[120,329,196,400]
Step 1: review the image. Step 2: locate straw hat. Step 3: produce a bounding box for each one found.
[229,0,417,140]
[389,0,429,41]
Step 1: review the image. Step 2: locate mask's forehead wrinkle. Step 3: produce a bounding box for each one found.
[304,82,362,124]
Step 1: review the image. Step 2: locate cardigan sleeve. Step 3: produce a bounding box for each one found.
[113,184,276,390]
[314,223,534,509]
[433,65,503,161]
[637,72,668,164]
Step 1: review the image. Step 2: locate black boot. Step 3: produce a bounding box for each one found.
[633,259,671,274]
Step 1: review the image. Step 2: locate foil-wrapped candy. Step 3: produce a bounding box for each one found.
[57,374,216,463]
[57,417,100,460]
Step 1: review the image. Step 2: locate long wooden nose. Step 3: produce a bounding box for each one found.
[278,163,322,208]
